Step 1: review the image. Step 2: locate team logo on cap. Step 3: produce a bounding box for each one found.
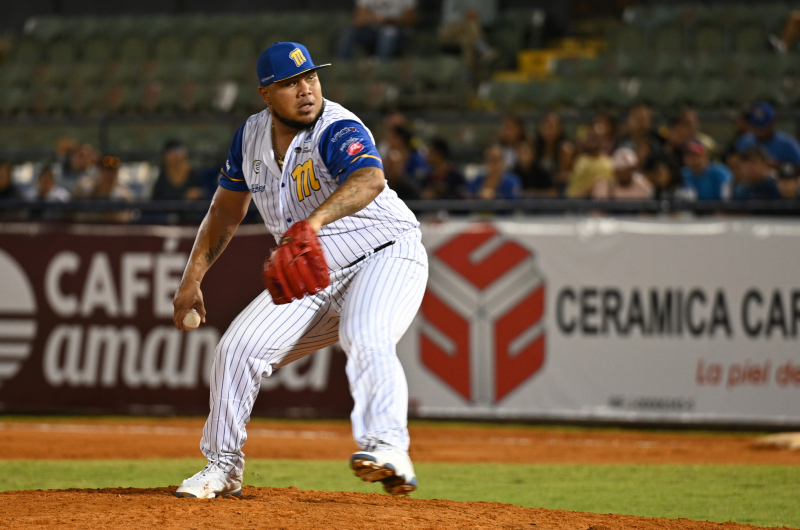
[289,48,307,67]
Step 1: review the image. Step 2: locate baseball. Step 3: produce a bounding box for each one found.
[183,309,201,330]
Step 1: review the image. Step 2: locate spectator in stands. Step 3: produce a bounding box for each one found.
[566,124,613,198]
[421,138,467,200]
[0,161,18,200]
[513,140,556,196]
[646,116,690,199]
[769,11,800,53]
[383,126,422,201]
[732,147,783,201]
[24,166,70,221]
[497,114,527,169]
[150,140,205,201]
[724,108,751,160]
[73,155,135,224]
[735,102,800,167]
[593,110,618,155]
[385,125,429,185]
[438,0,498,81]
[338,0,417,60]
[680,141,732,201]
[617,104,661,167]
[592,147,653,200]
[678,108,719,158]
[27,166,70,203]
[533,112,574,190]
[74,155,133,200]
[777,163,799,200]
[60,142,99,193]
[377,109,409,158]
[469,144,522,200]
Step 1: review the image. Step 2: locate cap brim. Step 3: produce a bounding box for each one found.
[269,64,332,85]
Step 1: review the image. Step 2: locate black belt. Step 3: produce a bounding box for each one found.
[346,240,395,268]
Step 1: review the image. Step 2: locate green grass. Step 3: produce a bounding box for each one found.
[0,459,797,528]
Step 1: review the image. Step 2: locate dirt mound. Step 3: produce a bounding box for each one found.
[0,486,785,530]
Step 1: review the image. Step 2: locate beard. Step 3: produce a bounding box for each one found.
[271,102,325,130]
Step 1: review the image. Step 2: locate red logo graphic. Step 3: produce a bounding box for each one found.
[420,224,545,404]
[347,142,364,156]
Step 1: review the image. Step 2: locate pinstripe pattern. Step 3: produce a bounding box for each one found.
[200,229,427,476]
[240,100,419,270]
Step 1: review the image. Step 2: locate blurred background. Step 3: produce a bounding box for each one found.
[1,0,800,218]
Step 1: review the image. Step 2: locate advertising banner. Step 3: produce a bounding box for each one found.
[0,224,353,417]
[2,218,799,426]
[398,219,800,427]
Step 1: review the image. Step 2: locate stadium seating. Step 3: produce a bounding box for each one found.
[0,5,798,161]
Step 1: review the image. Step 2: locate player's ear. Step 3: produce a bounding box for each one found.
[258,86,270,106]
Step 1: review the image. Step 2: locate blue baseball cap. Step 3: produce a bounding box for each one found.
[747,102,775,127]
[256,42,331,86]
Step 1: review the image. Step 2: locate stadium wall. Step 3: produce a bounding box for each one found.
[0,218,798,427]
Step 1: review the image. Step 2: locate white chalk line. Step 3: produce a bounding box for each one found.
[0,423,691,449]
[0,422,345,440]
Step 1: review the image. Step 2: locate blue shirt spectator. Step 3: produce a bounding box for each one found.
[681,141,732,200]
[468,173,522,200]
[733,178,783,201]
[469,144,522,200]
[735,102,800,166]
[733,146,784,201]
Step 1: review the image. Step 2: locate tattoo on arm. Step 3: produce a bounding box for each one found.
[205,230,231,265]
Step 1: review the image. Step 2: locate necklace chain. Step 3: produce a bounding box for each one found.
[271,120,284,172]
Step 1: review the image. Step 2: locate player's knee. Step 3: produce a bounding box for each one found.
[340,327,393,356]
[215,334,242,370]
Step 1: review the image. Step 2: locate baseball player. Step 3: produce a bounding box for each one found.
[172,42,428,498]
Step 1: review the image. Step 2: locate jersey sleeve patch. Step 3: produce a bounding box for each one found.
[319,119,383,184]
[219,123,249,192]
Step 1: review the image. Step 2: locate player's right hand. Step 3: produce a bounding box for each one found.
[173,281,207,331]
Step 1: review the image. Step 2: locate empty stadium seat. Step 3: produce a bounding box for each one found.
[0,84,30,115]
[224,35,257,62]
[118,36,150,62]
[733,25,767,53]
[82,36,116,63]
[652,25,684,53]
[692,24,727,53]
[11,38,44,63]
[608,26,644,53]
[189,35,222,63]
[153,35,186,62]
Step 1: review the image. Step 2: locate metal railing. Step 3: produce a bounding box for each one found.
[2,198,800,219]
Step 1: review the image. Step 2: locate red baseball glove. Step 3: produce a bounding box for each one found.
[263,221,330,304]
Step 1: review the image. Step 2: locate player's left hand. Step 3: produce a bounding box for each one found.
[263,220,330,304]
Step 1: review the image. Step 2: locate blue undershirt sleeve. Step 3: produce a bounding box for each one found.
[219,123,249,192]
[319,120,383,184]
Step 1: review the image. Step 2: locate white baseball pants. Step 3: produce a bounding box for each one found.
[200,229,428,478]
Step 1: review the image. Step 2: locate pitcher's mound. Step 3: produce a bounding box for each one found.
[0,486,783,529]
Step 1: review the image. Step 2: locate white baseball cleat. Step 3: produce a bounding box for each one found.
[175,461,242,498]
[350,444,418,495]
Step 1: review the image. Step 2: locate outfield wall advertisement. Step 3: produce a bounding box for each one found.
[0,224,353,417]
[397,219,800,426]
[0,219,798,426]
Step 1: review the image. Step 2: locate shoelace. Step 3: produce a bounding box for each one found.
[191,461,223,480]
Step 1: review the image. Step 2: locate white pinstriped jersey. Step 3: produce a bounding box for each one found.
[221,100,419,270]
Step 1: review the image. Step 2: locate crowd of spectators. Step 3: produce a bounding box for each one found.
[377,101,800,204]
[1,100,799,224]
[0,137,211,222]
